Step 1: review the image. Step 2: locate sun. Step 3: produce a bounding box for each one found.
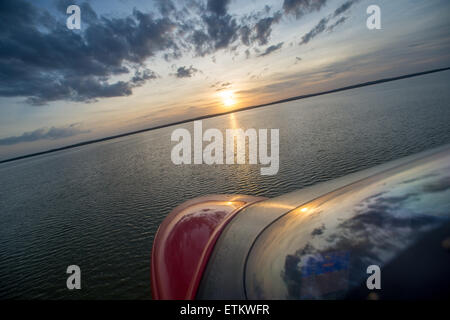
[219,90,236,107]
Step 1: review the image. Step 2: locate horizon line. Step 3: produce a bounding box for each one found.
[1,66,449,164]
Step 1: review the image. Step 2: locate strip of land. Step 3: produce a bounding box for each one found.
[1,67,449,164]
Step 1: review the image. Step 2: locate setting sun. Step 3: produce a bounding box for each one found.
[219,90,236,107]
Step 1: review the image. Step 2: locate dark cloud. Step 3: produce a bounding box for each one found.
[187,5,240,57]
[0,0,174,104]
[54,0,72,14]
[299,17,329,45]
[299,0,355,45]
[156,0,176,17]
[131,68,158,86]
[0,123,90,145]
[333,0,359,17]
[253,11,282,45]
[283,0,328,18]
[206,0,231,16]
[79,2,99,24]
[327,16,347,32]
[188,29,212,56]
[174,65,199,78]
[259,42,284,57]
[203,13,239,52]
[211,81,232,91]
[181,3,283,57]
[240,25,252,46]
[237,8,284,47]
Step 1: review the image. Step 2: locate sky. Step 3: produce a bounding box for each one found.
[0,0,449,160]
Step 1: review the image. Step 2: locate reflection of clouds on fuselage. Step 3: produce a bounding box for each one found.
[281,168,450,299]
[421,175,450,193]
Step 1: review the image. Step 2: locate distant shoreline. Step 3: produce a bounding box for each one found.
[1,66,449,164]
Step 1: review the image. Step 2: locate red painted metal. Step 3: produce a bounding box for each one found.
[151,194,266,300]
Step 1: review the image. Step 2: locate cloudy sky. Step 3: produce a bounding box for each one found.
[0,0,449,159]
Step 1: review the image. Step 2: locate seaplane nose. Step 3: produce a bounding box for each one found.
[151,194,265,300]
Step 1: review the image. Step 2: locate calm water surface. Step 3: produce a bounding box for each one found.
[1,71,450,299]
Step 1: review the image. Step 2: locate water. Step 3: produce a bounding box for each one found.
[1,70,450,299]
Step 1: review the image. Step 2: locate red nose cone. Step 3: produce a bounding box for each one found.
[151,194,265,300]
